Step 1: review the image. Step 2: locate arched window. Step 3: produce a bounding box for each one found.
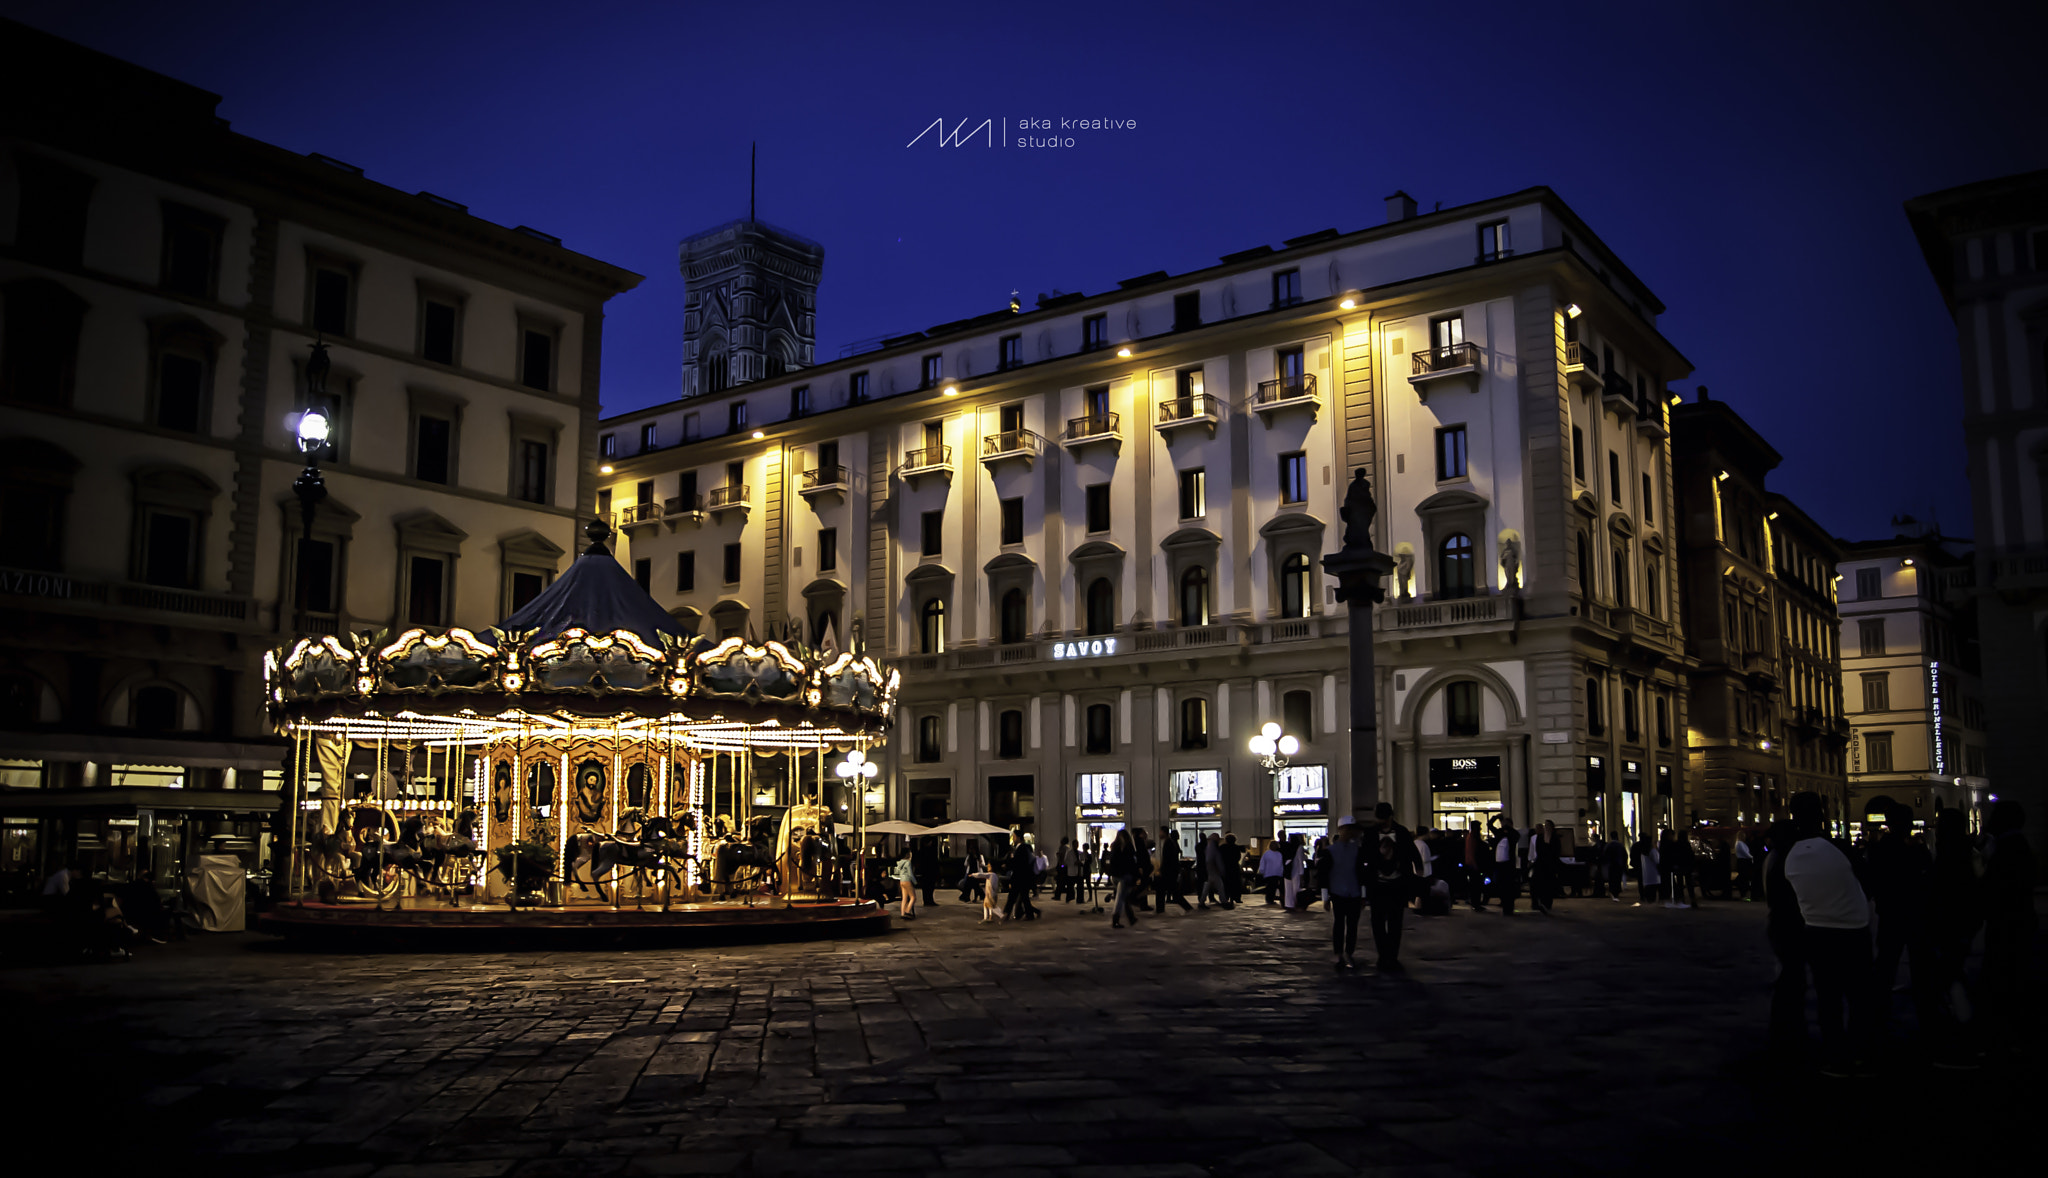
[1281,689,1313,743]
[1656,697,1671,747]
[1179,566,1211,627]
[919,597,946,654]
[1279,553,1311,618]
[1086,577,1116,635]
[1000,588,1027,644]
[1644,560,1661,618]
[132,684,180,732]
[997,709,1024,759]
[1438,533,1475,599]
[1622,687,1640,741]
[1577,532,1593,597]
[916,715,942,762]
[1445,680,1480,737]
[1586,676,1605,736]
[1084,703,1113,754]
[703,347,729,394]
[1611,543,1631,609]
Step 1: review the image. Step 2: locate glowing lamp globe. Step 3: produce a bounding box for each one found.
[295,408,331,453]
[1278,735,1300,757]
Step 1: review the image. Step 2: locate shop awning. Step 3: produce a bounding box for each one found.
[0,786,283,817]
[0,732,288,770]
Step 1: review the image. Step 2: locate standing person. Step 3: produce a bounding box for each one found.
[1050,837,1072,902]
[1465,822,1488,911]
[1604,834,1628,902]
[1155,829,1192,914]
[890,851,917,921]
[1925,807,1984,1065]
[913,836,941,909]
[1763,818,1807,1056]
[1108,829,1141,929]
[959,841,989,903]
[1003,836,1037,922]
[1979,799,2036,1053]
[1413,826,1436,894]
[1310,834,1332,911]
[1258,839,1285,905]
[1782,791,1876,1077]
[1325,816,1368,968]
[1733,831,1757,901]
[1633,831,1660,907]
[1365,803,1424,969]
[1281,833,1307,911]
[1222,833,1245,906]
[1490,817,1520,915]
[1866,802,1937,1041]
[1528,821,1559,915]
[1201,834,1231,909]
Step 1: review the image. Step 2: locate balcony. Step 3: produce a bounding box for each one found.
[1636,396,1669,439]
[799,463,849,504]
[1608,606,1674,648]
[705,484,750,519]
[1374,592,1516,636]
[1252,373,1319,426]
[1601,373,1636,419]
[1060,413,1121,454]
[1156,392,1220,437]
[982,428,1042,471]
[1409,342,1482,398]
[663,494,704,531]
[619,501,664,533]
[1565,341,1604,395]
[897,444,953,488]
[0,565,255,629]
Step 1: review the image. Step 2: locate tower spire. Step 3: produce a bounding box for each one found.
[749,141,756,222]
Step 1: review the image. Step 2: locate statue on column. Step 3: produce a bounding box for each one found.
[1339,469,1378,550]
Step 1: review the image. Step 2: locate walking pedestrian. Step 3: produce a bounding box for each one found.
[1200,834,1231,909]
[959,841,988,903]
[1925,806,1984,1066]
[1222,833,1246,905]
[1325,816,1368,968]
[1528,820,1559,914]
[1366,803,1424,968]
[1282,833,1309,911]
[1002,836,1036,922]
[1050,837,1071,902]
[1155,829,1192,913]
[889,851,917,920]
[1108,828,1142,929]
[1763,818,1806,1055]
[1782,791,1876,1077]
[1733,830,1757,900]
[1604,834,1628,902]
[1633,831,1660,907]
[1490,816,1520,915]
[1866,802,1938,1042]
[1258,838,1284,905]
[913,836,941,908]
[1465,821,1488,910]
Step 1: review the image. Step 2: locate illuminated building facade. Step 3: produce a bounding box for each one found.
[0,22,639,889]
[600,187,1694,847]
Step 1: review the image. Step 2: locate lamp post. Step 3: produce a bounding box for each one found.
[1249,721,1301,827]
[1322,470,1395,818]
[291,341,332,615]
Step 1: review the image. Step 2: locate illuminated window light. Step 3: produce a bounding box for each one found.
[751,430,765,439]
[1115,346,1132,358]
[599,464,614,474]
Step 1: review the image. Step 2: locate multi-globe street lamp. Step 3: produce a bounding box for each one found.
[291,341,333,602]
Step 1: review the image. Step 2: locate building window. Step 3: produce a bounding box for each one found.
[634,558,651,592]
[999,334,1022,371]
[1477,220,1511,262]
[676,551,695,593]
[516,440,549,504]
[14,154,95,267]
[1862,672,1890,712]
[1859,618,1886,658]
[1177,468,1206,520]
[1000,588,1028,644]
[1180,696,1210,749]
[600,433,617,459]
[1656,697,1671,746]
[1086,577,1116,635]
[1,279,88,408]
[921,509,944,556]
[723,542,742,584]
[1279,552,1311,618]
[1279,451,1307,504]
[1179,566,1211,627]
[702,346,728,393]
[1173,291,1201,331]
[921,353,942,388]
[1641,472,1654,524]
[1082,313,1108,351]
[1282,689,1313,742]
[641,423,658,451]
[1436,425,1468,481]
[1856,567,1881,600]
[1445,681,1480,737]
[1572,425,1586,482]
[418,297,459,366]
[920,597,946,654]
[1608,452,1622,501]
[729,401,748,433]
[916,715,943,762]
[1177,366,1204,401]
[817,527,838,572]
[1429,313,1464,358]
[1866,731,1894,773]
[520,328,554,391]
[791,386,812,417]
[1623,687,1640,742]
[1611,544,1630,609]
[1084,703,1113,754]
[1587,677,1605,736]
[141,510,197,588]
[849,371,869,403]
[295,536,337,613]
[997,709,1024,759]
[1272,269,1301,307]
[406,554,447,626]
[133,685,181,733]
[310,262,353,336]
[1438,534,1475,599]
[1000,497,1024,545]
[509,570,545,612]
[1577,533,1594,596]
[160,204,223,300]
[1645,561,1661,618]
[1084,483,1111,533]
[149,323,214,434]
[414,414,452,484]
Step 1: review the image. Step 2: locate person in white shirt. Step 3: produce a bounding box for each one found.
[1779,791,1875,1075]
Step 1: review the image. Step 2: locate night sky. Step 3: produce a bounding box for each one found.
[10,0,2045,544]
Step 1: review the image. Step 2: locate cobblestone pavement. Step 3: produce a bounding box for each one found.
[6,892,2037,1177]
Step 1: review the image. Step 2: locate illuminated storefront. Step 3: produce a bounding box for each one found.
[1429,754,1502,832]
[1075,772,1126,852]
[1168,768,1222,848]
[1273,764,1330,841]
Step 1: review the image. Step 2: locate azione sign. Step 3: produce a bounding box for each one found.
[1050,637,1119,660]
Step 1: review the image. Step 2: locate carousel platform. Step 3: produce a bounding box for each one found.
[256,896,887,948]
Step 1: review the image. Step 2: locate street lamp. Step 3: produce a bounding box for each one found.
[835,747,881,811]
[292,341,332,613]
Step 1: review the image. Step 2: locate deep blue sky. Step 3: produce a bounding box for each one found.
[11,0,2044,543]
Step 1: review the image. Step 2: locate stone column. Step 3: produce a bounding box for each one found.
[1322,471,1394,816]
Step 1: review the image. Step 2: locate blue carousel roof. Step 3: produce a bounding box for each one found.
[487,522,687,646]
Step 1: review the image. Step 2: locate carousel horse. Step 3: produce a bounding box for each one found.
[711,814,781,898]
[567,812,688,897]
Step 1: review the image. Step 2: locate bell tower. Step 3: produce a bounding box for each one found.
[678,218,823,398]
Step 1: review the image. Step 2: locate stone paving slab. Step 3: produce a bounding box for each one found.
[4,894,2039,1176]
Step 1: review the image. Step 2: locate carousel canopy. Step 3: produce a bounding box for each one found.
[486,527,688,646]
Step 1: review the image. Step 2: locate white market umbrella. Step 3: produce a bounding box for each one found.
[865,820,933,836]
[927,819,1010,836]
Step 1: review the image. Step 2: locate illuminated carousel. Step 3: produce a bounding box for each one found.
[257,521,899,940]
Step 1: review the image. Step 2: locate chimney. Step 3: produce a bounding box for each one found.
[1384,190,1417,223]
[1695,385,1710,401]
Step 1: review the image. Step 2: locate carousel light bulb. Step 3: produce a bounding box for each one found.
[1262,721,1282,740]
[1278,735,1299,757]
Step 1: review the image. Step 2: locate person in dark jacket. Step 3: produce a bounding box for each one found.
[912,837,941,908]
[1154,829,1191,913]
[1865,802,1937,1039]
[1002,837,1036,922]
[1323,817,1368,967]
[1221,833,1245,905]
[1489,817,1521,915]
[1365,803,1425,968]
[1528,821,1560,915]
[1980,799,2036,1051]
[1925,806,1983,1064]
[1604,835,1628,902]
[1762,818,1807,1055]
[1108,829,1141,928]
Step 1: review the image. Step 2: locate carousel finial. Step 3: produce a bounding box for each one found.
[583,517,613,555]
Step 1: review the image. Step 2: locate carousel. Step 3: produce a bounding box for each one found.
[256,521,899,940]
